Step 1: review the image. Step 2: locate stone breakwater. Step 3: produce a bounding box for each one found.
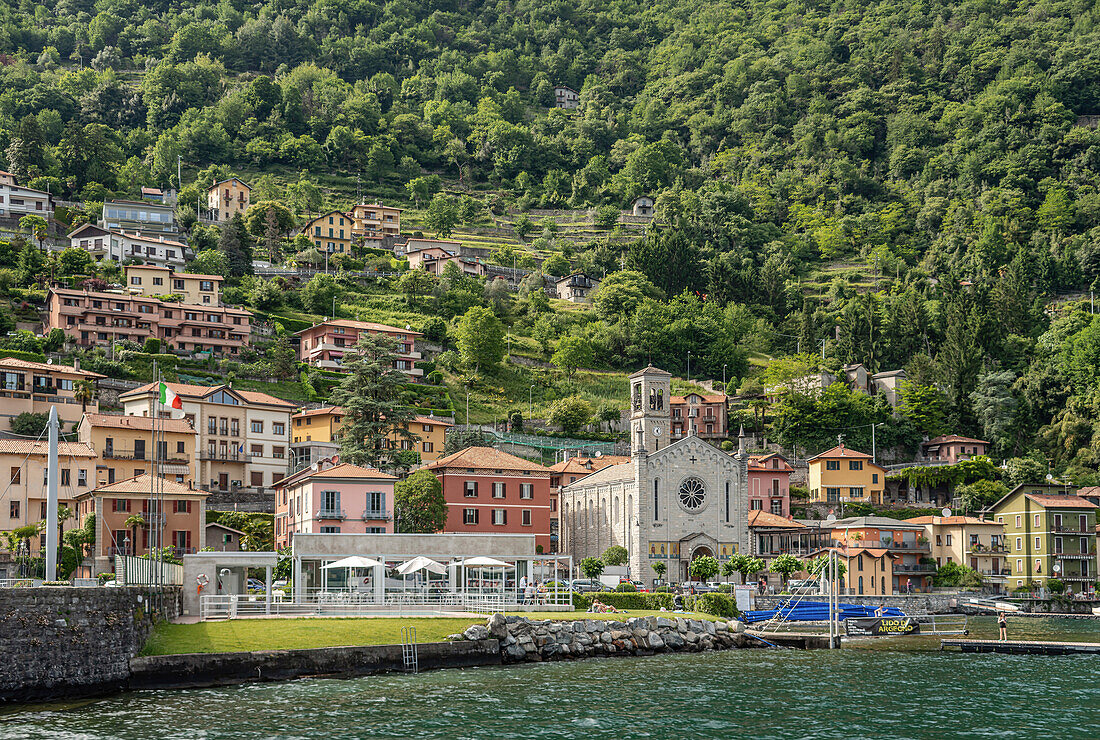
[451,614,753,662]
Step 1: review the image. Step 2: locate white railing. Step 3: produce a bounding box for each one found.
[199,587,571,620]
[115,555,184,586]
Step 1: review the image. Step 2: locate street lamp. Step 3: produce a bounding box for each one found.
[465,387,471,429]
[722,363,727,387]
[529,384,534,419]
[686,350,691,381]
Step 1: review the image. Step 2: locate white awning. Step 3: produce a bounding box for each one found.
[459,557,513,567]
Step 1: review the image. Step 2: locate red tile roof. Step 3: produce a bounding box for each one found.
[923,435,990,447]
[1024,494,1098,510]
[82,474,203,497]
[0,357,105,378]
[0,440,96,458]
[748,510,803,528]
[82,413,194,434]
[295,319,422,337]
[748,453,794,472]
[670,393,727,404]
[808,445,876,462]
[425,446,550,473]
[905,515,996,525]
[293,406,345,419]
[547,456,631,474]
[122,382,295,408]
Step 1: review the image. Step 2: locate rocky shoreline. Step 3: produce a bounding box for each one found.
[451,614,754,662]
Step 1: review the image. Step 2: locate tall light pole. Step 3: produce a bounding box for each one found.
[529,384,534,419]
[686,350,691,382]
[465,387,470,429]
[722,364,727,387]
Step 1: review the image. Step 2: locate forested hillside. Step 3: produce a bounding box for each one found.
[3,0,1100,482]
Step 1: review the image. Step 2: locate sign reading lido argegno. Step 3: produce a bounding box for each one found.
[845,617,920,636]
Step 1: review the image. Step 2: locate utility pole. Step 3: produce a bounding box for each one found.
[177,154,182,191]
[529,385,534,419]
[686,350,691,382]
[820,338,827,359]
[45,406,60,581]
[871,423,878,464]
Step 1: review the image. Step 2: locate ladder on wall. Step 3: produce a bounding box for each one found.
[401,626,419,674]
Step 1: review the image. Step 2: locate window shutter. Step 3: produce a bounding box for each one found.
[126,499,132,512]
[186,530,192,549]
[187,500,192,514]
[503,509,508,525]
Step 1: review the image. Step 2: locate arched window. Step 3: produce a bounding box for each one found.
[858,576,864,595]
[613,496,619,523]
[653,479,659,521]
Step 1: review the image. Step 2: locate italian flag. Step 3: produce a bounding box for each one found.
[159,382,183,414]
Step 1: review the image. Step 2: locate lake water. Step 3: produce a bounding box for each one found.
[3,617,1099,739]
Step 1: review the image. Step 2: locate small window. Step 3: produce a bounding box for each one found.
[521,509,531,526]
[826,460,840,471]
[463,508,479,525]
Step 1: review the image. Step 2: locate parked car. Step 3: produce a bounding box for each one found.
[570,579,603,593]
[246,578,267,592]
[619,578,648,592]
[681,581,716,594]
[789,579,821,592]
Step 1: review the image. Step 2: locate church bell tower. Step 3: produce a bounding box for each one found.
[629,365,672,455]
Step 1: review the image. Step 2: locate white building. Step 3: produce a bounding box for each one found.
[561,366,750,584]
[553,86,580,109]
[67,223,187,269]
[0,182,53,221]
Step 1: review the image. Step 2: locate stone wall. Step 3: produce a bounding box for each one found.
[452,613,756,662]
[130,640,500,690]
[205,490,275,513]
[0,586,180,703]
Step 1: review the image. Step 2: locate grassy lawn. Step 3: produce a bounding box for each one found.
[142,611,722,656]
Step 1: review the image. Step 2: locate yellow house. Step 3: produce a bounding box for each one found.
[0,357,104,431]
[207,178,251,223]
[348,202,402,245]
[77,412,198,486]
[124,265,223,305]
[808,444,886,505]
[303,210,355,255]
[291,406,452,462]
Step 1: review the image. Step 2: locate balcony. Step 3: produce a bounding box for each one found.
[362,509,391,521]
[316,508,346,520]
[169,547,197,557]
[1052,525,1090,533]
[103,449,149,461]
[967,543,1010,555]
[199,450,250,462]
[1054,552,1094,560]
[893,563,937,573]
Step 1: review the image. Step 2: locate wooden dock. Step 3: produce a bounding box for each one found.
[941,638,1100,655]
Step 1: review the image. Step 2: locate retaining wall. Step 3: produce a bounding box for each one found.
[0,586,180,703]
[130,640,501,690]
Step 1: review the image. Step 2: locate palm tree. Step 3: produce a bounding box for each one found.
[73,379,95,412]
[55,505,73,556]
[122,514,146,555]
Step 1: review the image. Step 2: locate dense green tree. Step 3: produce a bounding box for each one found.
[394,469,447,533]
[454,306,505,373]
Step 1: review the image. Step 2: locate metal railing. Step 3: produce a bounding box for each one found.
[315,508,346,520]
[362,509,391,520]
[893,563,936,573]
[199,450,250,462]
[199,586,572,620]
[1053,525,1089,533]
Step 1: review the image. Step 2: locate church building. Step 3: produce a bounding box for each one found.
[560,366,750,583]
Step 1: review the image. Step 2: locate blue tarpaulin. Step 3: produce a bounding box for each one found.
[742,602,907,624]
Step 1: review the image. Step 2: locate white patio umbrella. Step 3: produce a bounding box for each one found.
[455,557,514,597]
[395,556,448,576]
[321,556,384,592]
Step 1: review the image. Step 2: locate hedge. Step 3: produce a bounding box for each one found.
[0,349,47,363]
[683,593,738,619]
[572,592,674,611]
[252,310,314,333]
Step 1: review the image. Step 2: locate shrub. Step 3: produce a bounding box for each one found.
[98,573,116,584]
[572,592,674,611]
[653,586,671,593]
[684,593,738,619]
[43,580,71,586]
[1046,578,1065,594]
[614,582,636,592]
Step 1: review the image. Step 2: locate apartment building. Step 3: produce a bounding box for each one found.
[554,273,601,303]
[120,383,294,497]
[425,446,553,552]
[302,210,355,255]
[747,453,792,517]
[296,319,423,378]
[76,412,197,487]
[348,202,402,246]
[289,405,452,471]
[831,516,933,593]
[274,462,397,548]
[547,455,630,555]
[124,265,222,305]
[0,357,104,431]
[0,181,53,220]
[992,483,1097,591]
[405,243,486,277]
[807,444,887,505]
[669,392,728,441]
[921,435,990,463]
[73,474,209,575]
[46,287,251,357]
[0,440,97,551]
[101,199,178,239]
[907,515,1009,587]
[68,223,187,269]
[207,178,251,222]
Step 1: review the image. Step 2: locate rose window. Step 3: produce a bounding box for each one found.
[678,477,706,511]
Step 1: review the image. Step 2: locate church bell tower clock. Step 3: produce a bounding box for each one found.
[629,365,672,455]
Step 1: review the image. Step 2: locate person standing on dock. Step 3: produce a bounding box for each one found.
[997,611,1008,641]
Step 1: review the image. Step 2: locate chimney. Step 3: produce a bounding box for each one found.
[73,358,80,371]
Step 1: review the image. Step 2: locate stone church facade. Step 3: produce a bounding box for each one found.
[561,366,750,583]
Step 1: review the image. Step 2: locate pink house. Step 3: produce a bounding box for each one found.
[274,462,397,548]
[295,319,423,378]
[748,453,793,517]
[921,435,990,463]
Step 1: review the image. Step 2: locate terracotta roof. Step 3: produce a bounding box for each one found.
[813,546,895,558]
[808,445,876,462]
[748,453,794,472]
[295,319,422,337]
[208,177,250,190]
[82,413,194,434]
[412,415,453,427]
[1076,486,1100,499]
[206,521,246,536]
[293,406,345,419]
[748,510,804,528]
[670,393,727,404]
[1024,494,1098,510]
[84,474,202,497]
[905,515,996,526]
[173,272,224,281]
[309,463,397,480]
[122,382,295,408]
[548,455,631,474]
[629,365,672,379]
[923,435,990,447]
[0,440,96,458]
[425,446,550,473]
[0,357,105,378]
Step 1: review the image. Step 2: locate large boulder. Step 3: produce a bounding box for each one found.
[487,612,508,639]
[727,620,745,633]
[463,625,490,641]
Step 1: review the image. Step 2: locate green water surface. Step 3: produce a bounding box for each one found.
[3,616,1098,739]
